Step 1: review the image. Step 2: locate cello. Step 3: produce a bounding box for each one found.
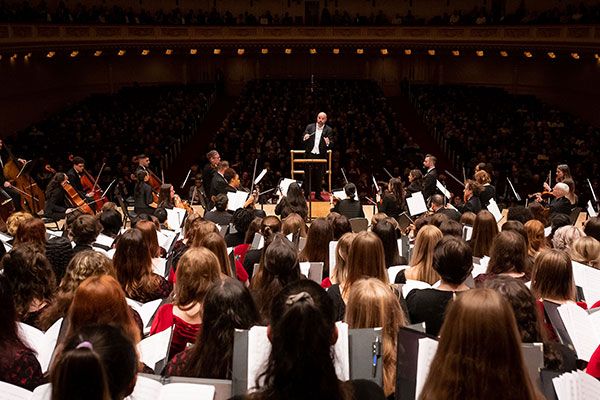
[67,155,107,212]
[62,180,94,215]
[2,145,45,214]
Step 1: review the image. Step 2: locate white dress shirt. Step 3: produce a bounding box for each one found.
[311,124,324,154]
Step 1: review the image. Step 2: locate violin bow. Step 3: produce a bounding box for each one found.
[341,168,348,184]
[91,163,106,193]
[444,170,465,188]
[181,169,192,189]
[250,159,258,194]
[383,168,394,180]
[588,179,598,203]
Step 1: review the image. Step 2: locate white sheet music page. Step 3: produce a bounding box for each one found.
[227,191,249,211]
[299,262,311,278]
[406,192,428,216]
[572,261,600,306]
[279,178,296,197]
[557,302,600,361]
[160,383,216,400]
[435,180,451,199]
[126,298,163,332]
[333,321,350,381]
[486,199,503,222]
[126,375,163,400]
[415,337,439,399]
[329,241,338,278]
[247,326,271,392]
[137,326,173,368]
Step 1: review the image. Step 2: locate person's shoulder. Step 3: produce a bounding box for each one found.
[345,379,386,400]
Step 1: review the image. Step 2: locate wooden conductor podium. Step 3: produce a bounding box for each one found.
[291,150,332,220]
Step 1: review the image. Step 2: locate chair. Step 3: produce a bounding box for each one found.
[41,215,61,231]
[349,217,368,233]
[114,186,135,227]
[569,207,582,225]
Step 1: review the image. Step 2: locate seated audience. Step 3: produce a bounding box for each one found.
[552,225,584,253]
[524,219,549,259]
[326,212,352,240]
[372,218,407,268]
[225,208,255,247]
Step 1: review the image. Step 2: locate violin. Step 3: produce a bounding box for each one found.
[174,194,193,214]
[62,180,94,215]
[0,189,16,232]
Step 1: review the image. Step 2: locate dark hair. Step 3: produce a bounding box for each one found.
[430,194,444,208]
[153,207,167,224]
[388,178,406,210]
[528,202,548,227]
[71,214,102,245]
[433,236,473,284]
[439,220,463,237]
[487,231,530,275]
[206,150,218,160]
[14,217,46,248]
[158,184,174,208]
[214,193,229,212]
[52,325,138,400]
[174,279,259,379]
[465,180,481,197]
[584,217,600,241]
[251,233,302,322]
[135,220,161,258]
[0,274,34,373]
[344,183,357,199]
[244,217,263,244]
[134,170,148,197]
[46,172,67,197]
[260,216,282,242]
[372,219,402,268]
[232,208,255,234]
[283,183,308,219]
[256,280,348,400]
[1,243,56,322]
[502,220,529,247]
[299,218,332,276]
[223,168,237,183]
[471,210,499,258]
[550,213,571,235]
[72,156,85,165]
[328,213,352,240]
[429,213,448,228]
[99,209,122,237]
[507,206,533,224]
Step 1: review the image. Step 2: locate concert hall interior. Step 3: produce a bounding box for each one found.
[1,1,600,399]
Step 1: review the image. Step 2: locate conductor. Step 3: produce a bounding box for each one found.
[302,112,332,201]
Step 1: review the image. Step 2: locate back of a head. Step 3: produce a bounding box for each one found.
[99,209,123,237]
[433,236,472,285]
[584,217,600,241]
[261,216,282,241]
[410,225,443,284]
[552,225,584,252]
[52,324,138,400]
[332,232,356,285]
[261,280,342,399]
[71,214,102,245]
[346,231,388,287]
[189,220,219,247]
[524,219,547,253]
[439,220,463,237]
[430,194,444,208]
[343,183,356,199]
[421,288,536,400]
[214,193,229,212]
[14,217,46,247]
[0,273,21,358]
[472,210,498,257]
[135,219,160,258]
[372,219,401,268]
[507,206,533,224]
[175,247,221,309]
[153,207,168,224]
[181,278,260,379]
[198,232,233,277]
[502,220,528,247]
[460,211,476,227]
[570,236,600,268]
[551,213,571,232]
[232,208,255,234]
[488,231,529,275]
[6,211,34,237]
[531,249,574,302]
[328,213,351,240]
[114,228,152,289]
[244,217,263,244]
[282,213,308,238]
[300,218,332,272]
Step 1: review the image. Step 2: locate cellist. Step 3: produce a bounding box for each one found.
[67,157,94,202]
[44,173,73,220]
[0,139,23,211]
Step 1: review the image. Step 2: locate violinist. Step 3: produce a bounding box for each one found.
[224,167,258,210]
[377,178,405,219]
[157,184,176,209]
[474,170,496,207]
[331,183,364,219]
[274,182,308,220]
[44,173,73,220]
[406,169,425,195]
[548,183,572,217]
[544,164,577,205]
[133,170,155,217]
[0,139,23,211]
[457,180,482,215]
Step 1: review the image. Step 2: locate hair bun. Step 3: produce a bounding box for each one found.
[286,291,314,306]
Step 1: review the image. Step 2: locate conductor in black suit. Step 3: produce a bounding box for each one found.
[422,154,438,201]
[302,112,332,201]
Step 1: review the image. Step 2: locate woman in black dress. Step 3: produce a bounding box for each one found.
[44,172,71,220]
[133,170,155,217]
[274,182,308,220]
[405,169,424,195]
[378,178,406,219]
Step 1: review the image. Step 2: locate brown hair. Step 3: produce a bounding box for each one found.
[113,228,162,302]
[524,219,549,257]
[331,232,356,285]
[189,220,219,248]
[174,247,221,316]
[345,278,407,397]
[465,179,482,197]
[460,211,476,227]
[420,289,537,400]
[135,220,161,258]
[70,214,102,245]
[344,231,388,295]
[39,251,114,330]
[474,170,491,185]
[528,202,548,227]
[14,217,46,248]
[299,218,332,276]
[570,236,600,269]
[66,275,140,344]
[281,213,307,238]
[183,212,203,240]
[471,210,498,258]
[409,225,443,285]
[531,249,575,302]
[244,217,263,244]
[6,211,34,236]
[487,231,530,275]
[197,232,234,277]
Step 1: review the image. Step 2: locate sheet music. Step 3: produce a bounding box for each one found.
[278,178,297,197]
[95,233,115,248]
[18,317,63,373]
[127,375,164,400]
[286,233,293,242]
[126,298,163,331]
[387,265,409,283]
[406,192,428,216]
[247,326,271,391]
[486,199,503,222]
[552,370,600,400]
[227,191,249,211]
[415,338,439,399]
[152,258,167,277]
[435,181,451,199]
[333,321,350,381]
[588,201,597,218]
[165,208,186,231]
[160,383,215,400]
[401,280,433,298]
[572,261,600,306]
[557,302,600,361]
[0,381,51,400]
[329,241,338,279]
[137,326,173,369]
[333,189,358,201]
[299,262,311,278]
[463,226,473,241]
[544,226,552,237]
[157,229,178,250]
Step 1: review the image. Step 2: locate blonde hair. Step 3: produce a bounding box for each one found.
[174,247,221,316]
[570,236,600,269]
[552,225,584,253]
[6,211,33,236]
[344,232,388,295]
[409,225,443,284]
[345,278,406,397]
[331,232,356,285]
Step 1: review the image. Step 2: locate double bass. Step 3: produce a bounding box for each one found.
[2,145,45,213]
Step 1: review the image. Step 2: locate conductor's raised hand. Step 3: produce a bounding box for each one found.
[303,134,310,141]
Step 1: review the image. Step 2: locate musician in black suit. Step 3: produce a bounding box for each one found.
[331,183,364,219]
[210,161,231,198]
[134,153,150,177]
[66,156,88,198]
[422,154,438,201]
[202,150,220,200]
[457,180,482,215]
[302,112,332,201]
[430,194,462,222]
[548,183,573,217]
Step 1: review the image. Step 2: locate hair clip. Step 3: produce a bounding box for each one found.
[286,291,314,306]
[76,341,94,350]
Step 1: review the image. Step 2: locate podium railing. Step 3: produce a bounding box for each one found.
[290,150,332,193]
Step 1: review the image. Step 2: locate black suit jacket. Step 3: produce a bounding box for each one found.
[303,123,332,159]
[66,167,86,197]
[458,196,482,215]
[549,197,572,216]
[204,210,233,226]
[423,167,438,200]
[210,173,230,197]
[479,184,496,207]
[202,163,216,197]
[331,198,365,220]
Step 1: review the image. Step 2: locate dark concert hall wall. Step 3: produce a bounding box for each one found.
[1,52,599,135]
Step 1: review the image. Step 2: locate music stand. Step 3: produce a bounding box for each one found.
[293,158,328,221]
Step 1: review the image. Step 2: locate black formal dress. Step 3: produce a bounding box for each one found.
[435,207,462,222]
[44,187,69,220]
[134,182,154,216]
[66,167,86,198]
[274,197,308,220]
[204,210,233,226]
[479,184,496,207]
[406,180,424,195]
[406,288,463,336]
[303,123,332,198]
[0,148,22,210]
[377,194,403,219]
